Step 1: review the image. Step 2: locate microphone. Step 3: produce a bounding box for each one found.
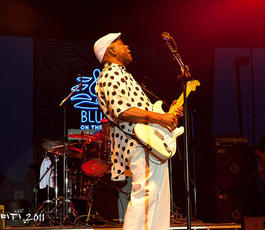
[161,32,178,51]
[78,74,82,89]
[161,32,171,41]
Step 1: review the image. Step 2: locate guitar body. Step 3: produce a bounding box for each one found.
[134,80,200,161]
[134,101,184,161]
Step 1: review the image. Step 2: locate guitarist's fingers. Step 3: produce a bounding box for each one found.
[162,113,178,131]
[167,118,178,132]
[173,115,179,125]
[170,100,178,107]
[167,125,175,132]
[175,107,183,118]
[171,122,178,132]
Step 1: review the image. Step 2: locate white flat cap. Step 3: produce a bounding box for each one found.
[94,32,121,63]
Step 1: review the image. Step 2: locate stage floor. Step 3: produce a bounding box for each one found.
[4,221,242,230]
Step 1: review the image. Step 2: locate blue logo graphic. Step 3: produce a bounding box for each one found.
[70,69,103,130]
[70,69,101,110]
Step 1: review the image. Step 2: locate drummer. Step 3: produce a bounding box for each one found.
[95,118,112,142]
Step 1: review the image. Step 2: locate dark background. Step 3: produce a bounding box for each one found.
[0,0,265,223]
[1,0,265,46]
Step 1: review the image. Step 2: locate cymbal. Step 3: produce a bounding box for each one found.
[68,133,94,139]
[68,133,102,142]
[42,140,63,151]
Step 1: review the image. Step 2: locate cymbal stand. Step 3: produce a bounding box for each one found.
[59,81,82,220]
[54,154,59,210]
[39,153,62,225]
[48,196,79,225]
[36,154,78,225]
[33,155,55,224]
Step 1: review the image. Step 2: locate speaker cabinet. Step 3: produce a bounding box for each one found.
[199,139,258,223]
[245,217,265,230]
[215,145,256,191]
[213,191,256,222]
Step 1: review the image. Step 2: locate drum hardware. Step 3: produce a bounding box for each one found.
[47,196,79,225]
[67,135,111,199]
[73,177,110,226]
[50,142,81,224]
[41,140,82,207]
[32,150,56,225]
[33,140,83,225]
[68,133,103,141]
[48,142,83,159]
[57,81,89,220]
[68,133,112,225]
[33,196,79,226]
[37,155,55,204]
[74,176,131,226]
[35,131,113,226]
[80,139,111,177]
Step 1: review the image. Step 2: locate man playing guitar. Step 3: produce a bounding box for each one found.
[94,33,182,230]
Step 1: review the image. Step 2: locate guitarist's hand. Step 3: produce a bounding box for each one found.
[170,100,183,118]
[159,113,179,132]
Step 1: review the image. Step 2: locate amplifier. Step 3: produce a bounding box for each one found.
[0,205,5,229]
[245,217,265,230]
[215,137,248,147]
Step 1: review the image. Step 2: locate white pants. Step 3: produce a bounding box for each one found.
[123,147,170,230]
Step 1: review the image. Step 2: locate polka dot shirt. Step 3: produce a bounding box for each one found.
[96,63,153,181]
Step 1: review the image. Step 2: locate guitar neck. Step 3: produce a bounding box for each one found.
[168,87,194,115]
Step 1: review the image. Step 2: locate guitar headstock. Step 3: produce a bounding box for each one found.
[187,80,200,92]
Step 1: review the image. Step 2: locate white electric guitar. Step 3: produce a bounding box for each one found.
[134,80,200,161]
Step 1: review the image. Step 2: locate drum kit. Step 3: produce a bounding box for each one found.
[36,131,113,226]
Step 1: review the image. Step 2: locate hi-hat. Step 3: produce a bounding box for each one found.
[48,143,83,159]
[42,140,63,151]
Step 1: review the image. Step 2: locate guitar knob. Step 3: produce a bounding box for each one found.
[163,142,172,154]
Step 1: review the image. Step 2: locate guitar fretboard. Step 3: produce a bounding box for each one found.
[168,80,200,115]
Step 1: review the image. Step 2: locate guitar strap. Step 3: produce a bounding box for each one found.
[141,84,170,109]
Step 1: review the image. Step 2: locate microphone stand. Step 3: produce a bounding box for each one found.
[162,35,192,230]
[59,81,82,218]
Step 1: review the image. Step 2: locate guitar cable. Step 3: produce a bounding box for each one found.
[140,78,170,109]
